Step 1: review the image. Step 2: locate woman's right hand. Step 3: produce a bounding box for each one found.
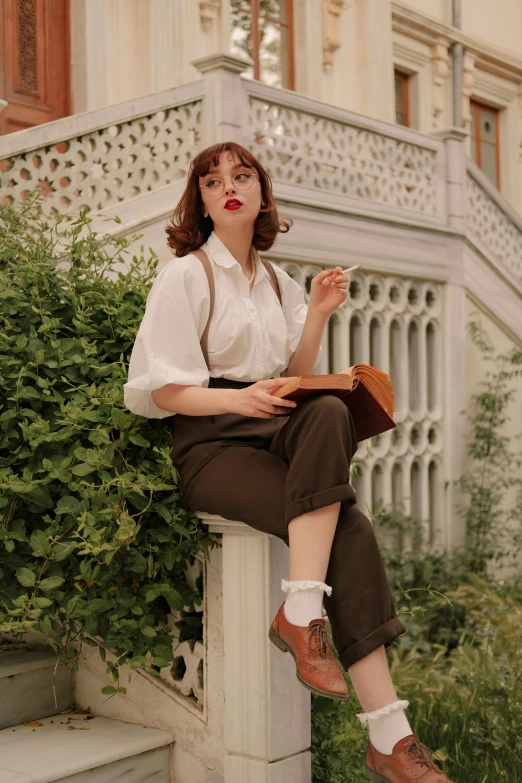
[228,377,298,419]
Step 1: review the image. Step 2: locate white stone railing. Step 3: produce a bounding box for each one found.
[465,159,522,286]
[279,260,444,544]
[246,80,447,225]
[0,81,204,216]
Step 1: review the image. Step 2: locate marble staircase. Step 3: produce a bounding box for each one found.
[0,647,174,783]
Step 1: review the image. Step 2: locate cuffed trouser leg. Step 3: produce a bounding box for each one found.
[268,394,358,525]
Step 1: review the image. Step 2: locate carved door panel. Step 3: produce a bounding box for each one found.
[0,0,70,135]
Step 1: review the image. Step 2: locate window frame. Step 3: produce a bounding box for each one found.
[394,69,410,128]
[234,0,295,91]
[470,99,501,189]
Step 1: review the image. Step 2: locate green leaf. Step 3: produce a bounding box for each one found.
[16,567,36,587]
[111,409,130,429]
[56,496,80,516]
[140,625,157,638]
[39,576,65,592]
[128,655,147,669]
[129,433,150,448]
[21,485,54,509]
[33,597,53,608]
[152,657,171,668]
[53,543,76,562]
[101,686,117,695]
[71,463,96,476]
[30,529,52,557]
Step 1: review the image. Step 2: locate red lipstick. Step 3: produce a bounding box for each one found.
[224,199,242,210]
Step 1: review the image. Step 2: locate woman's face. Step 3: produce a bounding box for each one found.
[199,151,263,232]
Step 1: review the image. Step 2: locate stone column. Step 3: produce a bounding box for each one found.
[192,53,253,148]
[429,128,468,548]
[355,0,395,123]
[432,127,468,232]
[199,513,312,783]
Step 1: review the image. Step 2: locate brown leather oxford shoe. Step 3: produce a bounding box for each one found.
[268,602,349,700]
[366,735,454,782]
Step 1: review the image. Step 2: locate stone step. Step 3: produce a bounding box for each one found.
[0,714,174,783]
[0,648,73,730]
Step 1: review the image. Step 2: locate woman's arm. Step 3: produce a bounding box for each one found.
[284,305,328,377]
[151,384,234,416]
[284,266,348,377]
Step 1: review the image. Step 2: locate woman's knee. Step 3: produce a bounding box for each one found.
[301,393,350,421]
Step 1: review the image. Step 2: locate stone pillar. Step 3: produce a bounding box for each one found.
[431,127,468,232]
[199,513,312,783]
[429,128,468,548]
[355,0,395,123]
[192,54,253,147]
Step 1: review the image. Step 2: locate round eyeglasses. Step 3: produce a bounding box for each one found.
[200,170,258,197]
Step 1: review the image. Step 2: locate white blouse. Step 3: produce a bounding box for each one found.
[124,231,320,419]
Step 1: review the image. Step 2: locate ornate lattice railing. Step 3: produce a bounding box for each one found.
[0,83,203,216]
[247,83,445,221]
[466,161,522,285]
[279,260,444,544]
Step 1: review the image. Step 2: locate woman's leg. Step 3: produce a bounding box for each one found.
[288,502,341,581]
[348,645,398,711]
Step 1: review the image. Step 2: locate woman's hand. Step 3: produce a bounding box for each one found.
[228,377,298,419]
[309,267,349,316]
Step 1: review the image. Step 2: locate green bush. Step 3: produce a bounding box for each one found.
[312,563,522,783]
[0,195,216,689]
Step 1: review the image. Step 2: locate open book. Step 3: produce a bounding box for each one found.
[271,365,396,443]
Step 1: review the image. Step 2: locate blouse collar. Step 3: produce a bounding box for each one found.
[204,231,268,282]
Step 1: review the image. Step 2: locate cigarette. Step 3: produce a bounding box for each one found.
[332,264,362,277]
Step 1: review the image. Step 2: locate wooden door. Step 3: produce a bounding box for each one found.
[0,0,70,135]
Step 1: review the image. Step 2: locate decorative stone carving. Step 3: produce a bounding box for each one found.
[467,171,522,283]
[249,97,440,215]
[431,42,450,130]
[199,0,221,33]
[0,99,203,215]
[322,0,345,72]
[161,558,205,710]
[462,51,476,129]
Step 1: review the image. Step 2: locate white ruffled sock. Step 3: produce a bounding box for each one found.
[281,578,332,627]
[357,699,412,755]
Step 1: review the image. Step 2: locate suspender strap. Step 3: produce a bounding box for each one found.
[259,254,282,305]
[192,248,215,371]
[193,246,283,371]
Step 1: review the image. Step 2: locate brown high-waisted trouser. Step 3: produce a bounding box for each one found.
[171,378,406,669]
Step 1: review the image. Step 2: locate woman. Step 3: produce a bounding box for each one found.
[124,142,452,783]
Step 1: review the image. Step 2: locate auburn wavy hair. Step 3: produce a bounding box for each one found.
[165,142,292,257]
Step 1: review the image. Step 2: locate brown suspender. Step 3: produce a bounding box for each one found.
[192,247,282,371]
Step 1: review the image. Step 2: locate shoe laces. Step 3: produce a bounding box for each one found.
[406,738,441,771]
[309,621,328,657]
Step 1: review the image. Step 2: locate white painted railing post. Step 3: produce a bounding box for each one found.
[191,53,252,148]
[199,513,312,783]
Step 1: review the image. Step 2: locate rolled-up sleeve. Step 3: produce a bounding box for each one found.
[123,256,210,418]
[278,270,323,368]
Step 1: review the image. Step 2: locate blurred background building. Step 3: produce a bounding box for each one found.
[1,3,522,782]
